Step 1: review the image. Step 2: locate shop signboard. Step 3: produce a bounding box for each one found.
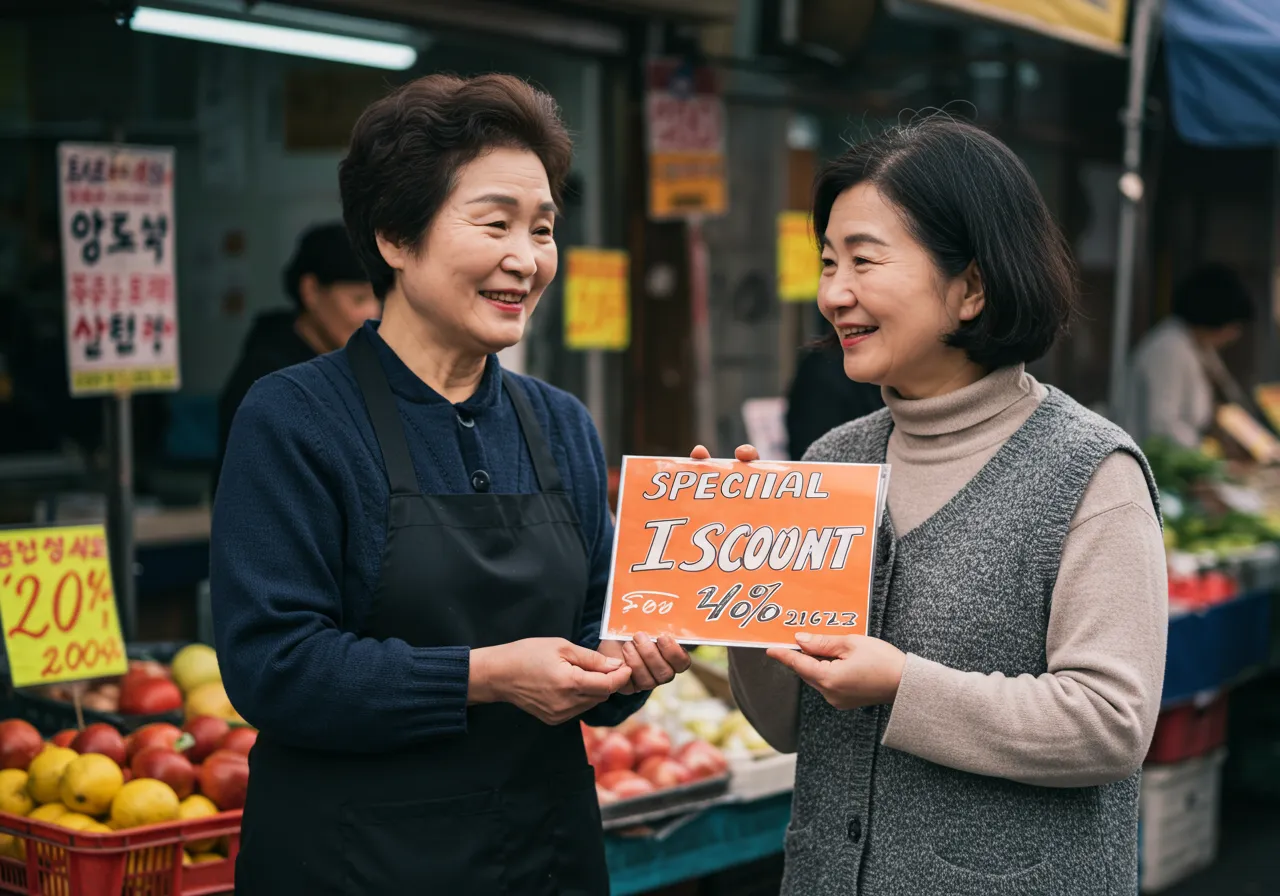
[602,457,888,648]
[57,143,180,396]
[645,59,727,220]
[564,247,630,350]
[777,211,822,302]
[0,525,129,688]
[906,0,1130,53]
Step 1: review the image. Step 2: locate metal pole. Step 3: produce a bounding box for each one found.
[106,390,137,640]
[688,214,717,449]
[581,61,607,435]
[105,131,138,641]
[1107,0,1164,420]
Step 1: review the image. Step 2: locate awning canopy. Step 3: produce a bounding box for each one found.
[1164,0,1280,147]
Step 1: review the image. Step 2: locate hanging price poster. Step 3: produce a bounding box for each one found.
[564,247,630,350]
[601,457,889,649]
[777,211,821,302]
[0,525,128,688]
[57,143,181,396]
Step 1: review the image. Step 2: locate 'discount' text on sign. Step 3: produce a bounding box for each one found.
[602,457,889,649]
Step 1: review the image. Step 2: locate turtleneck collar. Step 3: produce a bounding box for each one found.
[885,363,1044,445]
[360,319,504,413]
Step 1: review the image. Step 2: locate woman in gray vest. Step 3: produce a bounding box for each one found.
[715,117,1168,895]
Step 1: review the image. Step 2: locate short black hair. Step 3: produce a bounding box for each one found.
[339,73,573,300]
[1171,264,1255,328]
[812,115,1075,368]
[283,222,368,308]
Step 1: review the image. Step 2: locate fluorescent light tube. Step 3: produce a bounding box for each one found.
[130,6,418,70]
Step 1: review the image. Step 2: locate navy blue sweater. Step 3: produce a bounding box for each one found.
[210,321,645,752]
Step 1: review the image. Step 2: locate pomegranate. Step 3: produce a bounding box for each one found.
[119,677,183,716]
[0,720,44,771]
[596,770,654,800]
[182,716,231,764]
[132,745,196,800]
[71,723,128,767]
[591,732,635,777]
[198,750,249,811]
[628,724,671,765]
[218,727,258,757]
[637,756,693,790]
[674,740,728,780]
[127,723,182,762]
[50,729,79,750]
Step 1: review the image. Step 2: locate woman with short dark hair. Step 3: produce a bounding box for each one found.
[722,117,1168,895]
[212,73,686,895]
[1123,262,1256,447]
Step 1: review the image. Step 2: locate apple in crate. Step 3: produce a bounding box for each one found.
[591,731,634,778]
[0,720,45,771]
[674,740,728,780]
[627,724,671,765]
[71,723,128,768]
[132,746,196,800]
[596,770,654,800]
[637,756,693,790]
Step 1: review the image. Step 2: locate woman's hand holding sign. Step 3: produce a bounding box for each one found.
[693,443,906,710]
[766,633,906,710]
[598,633,692,693]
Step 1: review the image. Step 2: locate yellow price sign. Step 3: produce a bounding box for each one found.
[1256,384,1280,434]
[778,211,821,303]
[0,524,128,688]
[564,248,630,351]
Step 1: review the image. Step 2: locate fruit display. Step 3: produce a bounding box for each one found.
[584,720,729,807]
[0,708,254,865]
[29,643,241,727]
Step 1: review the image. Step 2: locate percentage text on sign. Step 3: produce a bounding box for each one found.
[695,582,784,628]
[3,569,111,640]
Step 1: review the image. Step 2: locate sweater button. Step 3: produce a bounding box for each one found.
[471,470,491,492]
[456,410,475,428]
[847,816,862,843]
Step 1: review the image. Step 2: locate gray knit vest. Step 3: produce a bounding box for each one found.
[783,386,1160,896]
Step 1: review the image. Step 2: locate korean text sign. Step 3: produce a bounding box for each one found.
[564,248,630,350]
[57,143,180,396]
[645,59,727,220]
[0,525,129,688]
[602,457,889,649]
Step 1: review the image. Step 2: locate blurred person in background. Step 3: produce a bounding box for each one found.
[212,222,378,495]
[786,340,885,459]
[1122,263,1256,448]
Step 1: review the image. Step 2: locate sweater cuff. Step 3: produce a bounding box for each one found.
[406,646,470,737]
[882,653,951,752]
[581,690,650,728]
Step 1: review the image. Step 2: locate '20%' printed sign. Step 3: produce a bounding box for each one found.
[602,457,888,649]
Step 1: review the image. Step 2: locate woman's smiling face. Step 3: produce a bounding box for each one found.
[817,182,987,399]
[377,146,559,356]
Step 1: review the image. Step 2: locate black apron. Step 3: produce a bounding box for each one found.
[234,329,610,895]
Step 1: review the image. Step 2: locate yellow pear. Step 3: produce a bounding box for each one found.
[26,748,77,805]
[0,769,34,816]
[60,754,124,818]
[109,779,179,830]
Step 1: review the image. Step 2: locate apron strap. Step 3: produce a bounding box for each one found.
[348,329,420,496]
[503,375,566,494]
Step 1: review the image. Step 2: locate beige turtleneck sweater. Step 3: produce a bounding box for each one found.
[728,366,1168,788]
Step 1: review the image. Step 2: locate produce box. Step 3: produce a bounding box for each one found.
[728,752,796,802]
[1146,695,1229,765]
[8,643,190,735]
[1163,589,1271,706]
[0,809,241,896]
[1139,749,1226,892]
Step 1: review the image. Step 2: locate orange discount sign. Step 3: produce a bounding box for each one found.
[0,524,128,688]
[602,457,889,649]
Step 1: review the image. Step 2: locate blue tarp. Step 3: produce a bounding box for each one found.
[1164,0,1280,147]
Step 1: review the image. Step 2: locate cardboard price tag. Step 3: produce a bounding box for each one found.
[0,524,128,688]
[602,457,889,649]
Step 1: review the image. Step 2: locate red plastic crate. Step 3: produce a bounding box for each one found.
[1147,697,1229,765]
[0,809,241,896]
